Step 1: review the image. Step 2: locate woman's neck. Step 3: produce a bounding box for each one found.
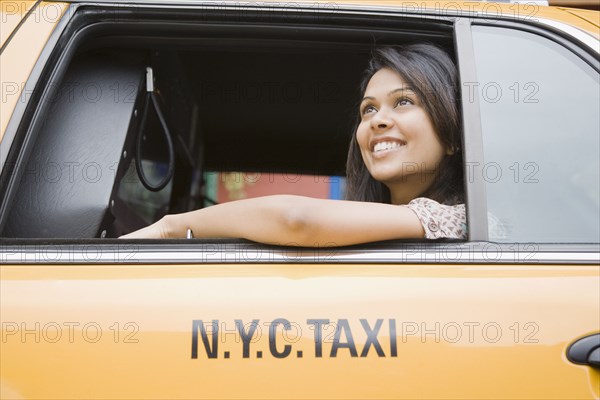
[387,174,437,205]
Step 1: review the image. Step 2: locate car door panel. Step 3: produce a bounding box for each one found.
[1,263,599,398]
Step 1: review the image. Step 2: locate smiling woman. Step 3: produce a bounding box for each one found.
[349,45,466,239]
[348,45,463,206]
[122,44,467,244]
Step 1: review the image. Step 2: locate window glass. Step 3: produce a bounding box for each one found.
[472,26,599,242]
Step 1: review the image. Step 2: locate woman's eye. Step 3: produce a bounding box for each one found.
[362,105,377,115]
[395,97,414,107]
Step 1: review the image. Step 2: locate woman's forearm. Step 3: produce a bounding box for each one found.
[122,195,310,244]
[121,194,424,245]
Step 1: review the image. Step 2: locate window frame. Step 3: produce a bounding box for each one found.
[0,2,599,265]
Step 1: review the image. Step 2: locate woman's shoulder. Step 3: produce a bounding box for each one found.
[405,197,467,239]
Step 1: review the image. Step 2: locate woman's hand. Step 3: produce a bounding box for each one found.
[120,216,172,239]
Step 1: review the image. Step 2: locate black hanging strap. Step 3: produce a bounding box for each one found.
[135,67,175,192]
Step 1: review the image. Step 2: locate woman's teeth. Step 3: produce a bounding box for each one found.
[374,141,404,153]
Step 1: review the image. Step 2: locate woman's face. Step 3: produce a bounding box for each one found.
[356,68,450,189]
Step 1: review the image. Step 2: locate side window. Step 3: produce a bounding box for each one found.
[472,26,599,243]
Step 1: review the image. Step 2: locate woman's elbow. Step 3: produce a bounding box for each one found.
[275,196,316,245]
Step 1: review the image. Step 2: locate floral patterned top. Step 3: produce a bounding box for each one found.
[406,197,467,239]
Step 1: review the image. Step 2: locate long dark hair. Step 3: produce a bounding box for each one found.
[345,44,463,205]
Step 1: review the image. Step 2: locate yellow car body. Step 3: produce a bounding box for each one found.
[1,1,599,399]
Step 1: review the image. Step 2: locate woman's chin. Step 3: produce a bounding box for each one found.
[369,167,406,184]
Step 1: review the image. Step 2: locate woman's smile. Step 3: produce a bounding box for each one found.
[371,138,407,158]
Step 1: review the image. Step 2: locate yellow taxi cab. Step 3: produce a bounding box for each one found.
[1,0,599,398]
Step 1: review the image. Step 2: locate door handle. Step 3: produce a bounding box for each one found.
[567,334,600,368]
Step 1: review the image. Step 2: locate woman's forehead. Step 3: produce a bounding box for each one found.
[364,68,411,96]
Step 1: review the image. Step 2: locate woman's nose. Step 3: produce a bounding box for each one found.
[371,108,393,130]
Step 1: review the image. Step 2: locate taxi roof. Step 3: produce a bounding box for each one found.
[47,0,600,38]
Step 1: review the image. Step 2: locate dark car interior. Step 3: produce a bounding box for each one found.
[0,7,456,239]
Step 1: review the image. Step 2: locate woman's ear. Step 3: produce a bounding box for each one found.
[446,143,461,155]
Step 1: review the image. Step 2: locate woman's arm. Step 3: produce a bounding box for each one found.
[120,195,425,246]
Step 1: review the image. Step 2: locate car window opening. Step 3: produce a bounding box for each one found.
[1,14,466,244]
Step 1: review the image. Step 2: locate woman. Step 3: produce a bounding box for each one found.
[122,44,466,244]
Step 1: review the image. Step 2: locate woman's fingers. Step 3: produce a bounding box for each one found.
[119,218,170,239]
